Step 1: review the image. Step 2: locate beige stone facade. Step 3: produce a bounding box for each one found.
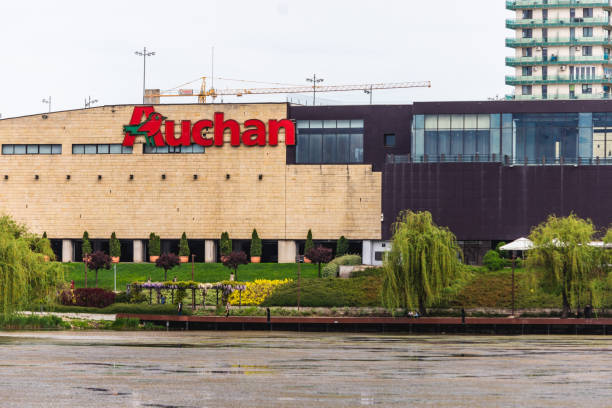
[0,103,381,242]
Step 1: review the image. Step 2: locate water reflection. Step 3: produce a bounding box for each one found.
[0,332,611,407]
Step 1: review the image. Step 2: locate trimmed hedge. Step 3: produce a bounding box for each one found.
[60,288,116,308]
[321,254,362,278]
[42,303,192,315]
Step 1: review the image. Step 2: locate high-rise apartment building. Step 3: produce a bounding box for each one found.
[506,0,612,100]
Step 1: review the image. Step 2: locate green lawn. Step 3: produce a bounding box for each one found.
[64,262,319,291]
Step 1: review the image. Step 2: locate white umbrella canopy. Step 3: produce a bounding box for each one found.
[500,237,534,251]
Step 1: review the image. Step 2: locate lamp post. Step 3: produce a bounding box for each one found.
[364,85,373,104]
[42,97,51,113]
[306,74,324,105]
[511,251,516,316]
[296,254,303,310]
[191,254,195,281]
[134,47,155,104]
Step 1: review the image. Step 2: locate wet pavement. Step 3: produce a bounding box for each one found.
[0,331,611,407]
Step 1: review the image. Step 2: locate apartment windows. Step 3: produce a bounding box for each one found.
[522,47,533,57]
[522,85,533,95]
[542,9,548,21]
[583,46,593,56]
[583,27,594,37]
[295,119,364,164]
[2,144,61,155]
[542,85,548,99]
[522,66,533,76]
[384,134,396,148]
[522,29,533,39]
[143,145,205,154]
[522,10,533,19]
[583,8,593,18]
[542,28,548,41]
[583,84,593,94]
[72,144,133,154]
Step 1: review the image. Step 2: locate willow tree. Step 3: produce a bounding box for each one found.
[0,216,64,314]
[382,210,462,315]
[527,214,597,318]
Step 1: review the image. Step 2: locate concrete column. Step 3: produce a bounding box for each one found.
[278,240,297,263]
[205,240,217,263]
[62,239,74,263]
[362,240,373,265]
[133,240,144,263]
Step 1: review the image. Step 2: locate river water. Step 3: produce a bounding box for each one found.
[0,331,611,407]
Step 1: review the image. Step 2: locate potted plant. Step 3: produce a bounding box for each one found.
[149,232,160,262]
[109,232,121,263]
[179,232,190,263]
[304,229,314,263]
[82,231,92,262]
[250,228,262,263]
[222,250,248,281]
[336,235,349,257]
[220,231,232,262]
[155,253,180,281]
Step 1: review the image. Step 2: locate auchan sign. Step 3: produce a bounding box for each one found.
[122,106,296,147]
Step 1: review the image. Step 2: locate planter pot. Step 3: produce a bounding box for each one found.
[250,256,261,263]
[179,256,189,263]
[43,255,50,262]
[111,256,120,263]
[304,257,312,264]
[230,274,235,281]
[149,255,159,263]
[82,257,89,262]
[221,255,229,263]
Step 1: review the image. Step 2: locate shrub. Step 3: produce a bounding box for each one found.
[351,267,383,278]
[483,250,506,271]
[222,251,248,280]
[110,317,140,330]
[44,303,192,315]
[0,314,68,330]
[82,231,92,258]
[60,288,116,308]
[148,233,160,257]
[321,254,362,278]
[304,229,314,254]
[110,232,121,258]
[250,229,262,258]
[336,236,349,257]
[156,253,180,281]
[179,232,190,257]
[227,279,292,306]
[87,250,111,287]
[306,245,332,278]
[220,232,232,256]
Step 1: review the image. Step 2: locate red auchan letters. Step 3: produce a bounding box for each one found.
[122,106,296,147]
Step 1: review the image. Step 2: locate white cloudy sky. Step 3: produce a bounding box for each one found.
[0,0,510,118]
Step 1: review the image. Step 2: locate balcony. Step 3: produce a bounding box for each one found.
[506,55,611,65]
[507,93,612,100]
[506,17,611,28]
[507,0,611,10]
[506,74,612,84]
[506,36,612,47]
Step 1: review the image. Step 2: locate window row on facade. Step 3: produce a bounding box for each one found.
[2,144,62,155]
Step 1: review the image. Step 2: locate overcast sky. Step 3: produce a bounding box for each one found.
[0,0,510,118]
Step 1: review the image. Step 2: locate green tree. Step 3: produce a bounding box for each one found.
[250,229,262,258]
[179,232,190,257]
[305,229,314,255]
[86,250,111,288]
[82,231,92,259]
[381,210,462,315]
[148,233,160,257]
[527,214,597,318]
[110,232,121,258]
[220,232,232,257]
[42,231,47,239]
[336,236,349,257]
[0,215,64,314]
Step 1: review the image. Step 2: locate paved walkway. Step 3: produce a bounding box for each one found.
[21,311,115,321]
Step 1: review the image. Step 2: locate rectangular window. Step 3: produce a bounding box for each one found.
[349,134,364,163]
[297,121,309,129]
[73,144,133,154]
[374,252,384,262]
[337,134,350,163]
[337,119,350,128]
[322,134,337,163]
[522,66,533,76]
[583,46,593,56]
[522,85,533,95]
[297,133,309,163]
[308,134,322,164]
[2,144,61,155]
[384,133,396,147]
[583,84,593,94]
[583,8,593,18]
[522,29,533,39]
[84,145,97,154]
[522,10,533,19]
[143,144,203,154]
[522,47,533,57]
[583,27,593,37]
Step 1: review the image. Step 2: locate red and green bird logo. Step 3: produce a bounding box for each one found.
[123,111,167,146]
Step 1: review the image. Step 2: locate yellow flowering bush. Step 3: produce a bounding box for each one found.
[228,279,292,306]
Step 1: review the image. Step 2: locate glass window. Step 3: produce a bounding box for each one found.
[323,120,336,128]
[438,131,450,156]
[337,134,350,163]
[97,144,109,154]
[309,120,323,129]
[414,115,424,129]
[583,27,593,37]
[438,115,451,129]
[26,145,38,154]
[522,29,533,39]
[384,134,396,147]
[582,84,593,94]
[84,145,97,154]
[181,144,193,153]
[583,8,593,18]
[192,145,204,153]
[297,120,309,129]
[451,115,464,129]
[451,131,463,155]
[522,47,533,57]
[350,119,364,128]
[522,9,533,19]
[349,134,363,163]
[337,120,350,128]
[39,144,52,154]
[490,129,501,157]
[297,133,309,163]
[308,134,322,164]
[464,130,476,158]
[323,134,337,163]
[490,114,501,129]
[14,145,26,155]
[109,144,122,154]
[72,145,84,154]
[425,131,438,157]
[477,114,490,129]
[425,115,437,130]
[583,46,593,56]
[522,85,533,95]
[464,115,478,129]
[52,144,62,154]
[522,66,533,76]
[1,145,13,154]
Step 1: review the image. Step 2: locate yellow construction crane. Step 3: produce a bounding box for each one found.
[152,77,431,103]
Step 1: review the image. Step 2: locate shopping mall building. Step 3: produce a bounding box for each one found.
[2,100,612,264]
